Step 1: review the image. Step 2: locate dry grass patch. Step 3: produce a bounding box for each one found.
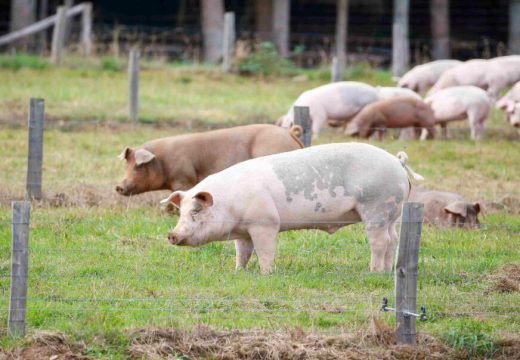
[0,331,91,360]
[489,263,520,293]
[128,321,452,360]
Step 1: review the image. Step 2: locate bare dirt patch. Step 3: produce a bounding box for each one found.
[0,331,91,360]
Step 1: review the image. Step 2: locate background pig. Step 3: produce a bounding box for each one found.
[397,59,462,94]
[510,103,520,137]
[344,97,436,140]
[162,143,422,273]
[409,187,481,228]
[425,86,491,140]
[428,56,520,100]
[496,81,520,114]
[278,81,380,138]
[376,86,422,101]
[116,124,303,196]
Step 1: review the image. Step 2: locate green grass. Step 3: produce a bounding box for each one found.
[0,62,519,358]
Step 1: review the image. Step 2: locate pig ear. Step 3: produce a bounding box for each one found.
[193,191,214,207]
[444,201,467,218]
[118,147,132,161]
[160,191,184,208]
[135,149,156,166]
[474,202,481,215]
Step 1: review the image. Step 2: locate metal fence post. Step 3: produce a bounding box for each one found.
[81,2,93,56]
[395,202,424,345]
[8,201,31,337]
[128,47,140,122]
[222,12,235,73]
[26,98,45,201]
[51,6,66,65]
[294,106,312,147]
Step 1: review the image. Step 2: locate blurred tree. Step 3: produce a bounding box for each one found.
[335,0,348,77]
[9,0,36,49]
[392,0,409,76]
[510,0,520,54]
[201,0,224,62]
[272,0,290,58]
[431,0,450,59]
[255,0,272,41]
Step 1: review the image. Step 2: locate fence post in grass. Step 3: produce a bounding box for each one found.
[331,56,341,82]
[81,2,93,56]
[26,98,45,201]
[395,202,424,345]
[128,47,140,122]
[8,201,31,337]
[222,12,235,73]
[51,6,66,65]
[294,106,312,147]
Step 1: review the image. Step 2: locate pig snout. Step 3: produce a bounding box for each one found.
[115,181,134,196]
[167,231,187,246]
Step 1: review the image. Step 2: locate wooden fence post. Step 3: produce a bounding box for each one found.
[222,12,235,73]
[128,47,140,122]
[51,6,66,65]
[81,2,93,56]
[294,106,312,147]
[395,202,424,345]
[8,201,31,337]
[26,98,45,201]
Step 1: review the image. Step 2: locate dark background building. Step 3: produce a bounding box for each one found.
[0,0,513,64]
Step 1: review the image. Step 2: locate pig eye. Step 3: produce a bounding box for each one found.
[190,209,200,216]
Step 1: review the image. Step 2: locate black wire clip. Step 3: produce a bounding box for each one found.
[381,297,427,321]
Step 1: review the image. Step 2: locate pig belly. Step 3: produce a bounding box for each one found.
[322,104,359,121]
[431,101,467,122]
[275,191,362,233]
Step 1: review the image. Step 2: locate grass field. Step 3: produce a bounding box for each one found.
[0,58,519,359]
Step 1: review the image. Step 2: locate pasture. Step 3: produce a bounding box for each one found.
[0,61,519,359]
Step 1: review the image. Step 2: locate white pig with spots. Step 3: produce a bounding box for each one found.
[278,82,380,138]
[161,143,423,274]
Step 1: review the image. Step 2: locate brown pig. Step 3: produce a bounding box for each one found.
[116,124,303,196]
[345,97,436,140]
[409,187,481,228]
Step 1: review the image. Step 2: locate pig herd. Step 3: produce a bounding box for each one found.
[279,56,520,140]
[116,56,520,273]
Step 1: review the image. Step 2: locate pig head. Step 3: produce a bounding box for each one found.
[116,147,167,196]
[409,188,481,228]
[161,190,217,246]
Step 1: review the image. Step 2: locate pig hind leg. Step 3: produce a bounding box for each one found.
[235,239,254,270]
[384,220,399,271]
[358,203,401,272]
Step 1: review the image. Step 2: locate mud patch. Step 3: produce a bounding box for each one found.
[489,263,520,293]
[0,331,91,360]
[128,321,453,360]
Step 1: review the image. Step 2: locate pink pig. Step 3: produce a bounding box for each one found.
[161,143,423,273]
[278,81,380,138]
[425,86,491,140]
[398,59,462,94]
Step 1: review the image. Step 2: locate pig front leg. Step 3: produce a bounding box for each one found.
[235,239,254,270]
[248,225,279,274]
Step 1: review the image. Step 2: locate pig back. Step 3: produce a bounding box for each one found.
[261,143,409,221]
